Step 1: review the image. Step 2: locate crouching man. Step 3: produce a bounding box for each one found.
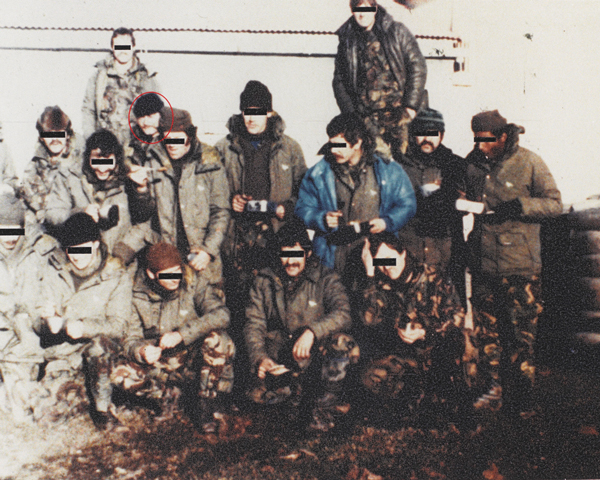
[244,218,359,432]
[347,232,473,425]
[116,242,234,432]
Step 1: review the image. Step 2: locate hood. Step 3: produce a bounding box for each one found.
[33,132,79,165]
[466,123,525,168]
[133,263,194,301]
[225,112,286,143]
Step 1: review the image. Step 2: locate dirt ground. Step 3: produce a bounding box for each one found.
[1,356,600,480]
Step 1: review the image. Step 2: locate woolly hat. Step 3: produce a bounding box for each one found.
[160,107,193,132]
[0,189,25,226]
[411,107,445,134]
[240,81,272,111]
[60,212,100,248]
[133,93,164,118]
[146,242,182,273]
[471,110,507,133]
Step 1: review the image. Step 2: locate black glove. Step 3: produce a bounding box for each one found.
[97,205,120,231]
[493,198,522,219]
[327,221,371,246]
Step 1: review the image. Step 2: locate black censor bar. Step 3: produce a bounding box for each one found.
[280,251,305,258]
[352,6,377,12]
[158,273,183,279]
[67,247,92,254]
[40,131,66,138]
[413,131,439,137]
[330,142,347,148]
[474,137,496,142]
[163,138,185,145]
[113,45,131,50]
[373,258,396,266]
[243,108,267,116]
[0,228,25,236]
[91,159,114,165]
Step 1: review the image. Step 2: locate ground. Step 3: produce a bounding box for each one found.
[1,355,600,480]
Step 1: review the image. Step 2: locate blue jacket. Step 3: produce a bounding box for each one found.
[295,155,417,269]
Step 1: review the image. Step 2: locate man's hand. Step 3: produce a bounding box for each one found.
[405,108,417,120]
[324,211,343,229]
[369,218,387,234]
[361,238,375,277]
[398,322,426,344]
[47,316,65,334]
[66,320,84,339]
[128,165,148,191]
[275,204,285,221]
[140,345,162,364]
[189,248,211,272]
[39,302,58,320]
[232,194,251,213]
[258,357,278,380]
[293,329,315,363]
[84,204,100,222]
[159,331,183,350]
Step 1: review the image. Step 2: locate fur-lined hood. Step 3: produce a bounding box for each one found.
[224,112,287,147]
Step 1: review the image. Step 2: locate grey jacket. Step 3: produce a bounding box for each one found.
[125,266,230,363]
[245,258,352,369]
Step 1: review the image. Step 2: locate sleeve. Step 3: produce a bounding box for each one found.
[380,163,417,232]
[310,270,352,340]
[295,172,330,233]
[81,73,98,140]
[397,25,427,111]
[244,277,270,368]
[18,161,43,216]
[45,171,79,226]
[178,283,230,345]
[282,139,308,217]
[0,142,19,191]
[519,155,563,219]
[200,165,231,258]
[358,276,386,327]
[332,37,358,114]
[124,303,149,363]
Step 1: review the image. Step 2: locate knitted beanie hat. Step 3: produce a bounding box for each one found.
[146,242,182,273]
[240,81,272,111]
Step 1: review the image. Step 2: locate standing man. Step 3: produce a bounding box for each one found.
[126,108,229,285]
[464,110,562,416]
[82,27,158,145]
[333,0,427,157]
[215,80,307,340]
[295,113,416,274]
[18,107,83,232]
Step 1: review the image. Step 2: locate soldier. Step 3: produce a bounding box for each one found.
[116,242,234,432]
[126,93,168,171]
[464,110,562,416]
[295,113,416,274]
[333,0,427,157]
[0,121,19,190]
[18,107,83,232]
[82,27,158,145]
[215,80,307,377]
[33,213,133,425]
[125,108,230,284]
[244,219,358,432]
[347,232,471,424]
[45,129,141,257]
[399,108,468,300]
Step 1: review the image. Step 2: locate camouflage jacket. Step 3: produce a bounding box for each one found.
[125,266,230,363]
[465,124,563,276]
[0,122,19,190]
[82,54,158,144]
[245,257,352,369]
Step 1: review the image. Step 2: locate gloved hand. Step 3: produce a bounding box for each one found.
[492,198,522,219]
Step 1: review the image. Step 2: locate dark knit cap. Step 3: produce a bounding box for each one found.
[60,212,100,248]
[160,107,193,132]
[133,93,164,118]
[411,107,445,134]
[274,216,312,251]
[146,242,182,273]
[0,190,25,226]
[471,110,507,133]
[240,81,272,111]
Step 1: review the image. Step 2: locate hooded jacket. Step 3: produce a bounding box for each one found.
[295,153,416,269]
[129,139,230,284]
[215,113,307,256]
[333,5,427,115]
[244,257,351,369]
[465,124,563,276]
[82,54,158,144]
[125,265,230,363]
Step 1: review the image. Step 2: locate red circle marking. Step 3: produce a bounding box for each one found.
[128,92,174,145]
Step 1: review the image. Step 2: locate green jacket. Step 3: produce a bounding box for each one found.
[244,257,351,369]
[466,124,563,276]
[125,266,230,363]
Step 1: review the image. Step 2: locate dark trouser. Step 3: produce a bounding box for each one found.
[471,274,541,411]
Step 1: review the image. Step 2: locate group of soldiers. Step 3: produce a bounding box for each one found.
[0,0,562,434]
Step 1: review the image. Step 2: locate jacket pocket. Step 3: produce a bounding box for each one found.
[496,231,535,273]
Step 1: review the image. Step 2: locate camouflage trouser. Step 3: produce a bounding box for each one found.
[471,274,542,409]
[364,108,412,158]
[84,331,235,413]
